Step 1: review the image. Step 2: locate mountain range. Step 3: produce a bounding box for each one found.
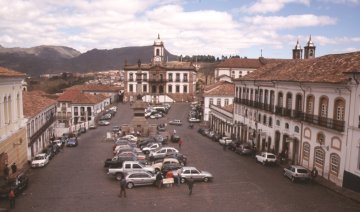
[0,45,177,76]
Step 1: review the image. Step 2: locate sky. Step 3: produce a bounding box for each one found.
[0,0,359,59]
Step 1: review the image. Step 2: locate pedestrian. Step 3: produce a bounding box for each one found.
[187,177,194,195]
[173,129,176,135]
[11,163,17,174]
[3,164,9,180]
[156,172,163,189]
[166,171,174,188]
[178,139,183,149]
[176,169,181,186]
[9,189,15,209]
[119,176,127,198]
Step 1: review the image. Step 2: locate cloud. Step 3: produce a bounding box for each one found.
[241,0,310,14]
[317,0,360,4]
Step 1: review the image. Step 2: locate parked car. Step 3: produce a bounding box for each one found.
[161,163,183,176]
[149,147,179,160]
[104,155,137,168]
[0,172,29,198]
[255,152,277,166]
[165,152,188,166]
[170,134,180,143]
[112,126,121,133]
[142,143,162,154]
[228,141,240,151]
[188,118,201,123]
[121,135,138,142]
[89,124,97,129]
[66,138,78,147]
[168,119,182,126]
[219,137,233,145]
[212,133,221,142]
[179,166,213,183]
[31,153,50,168]
[151,158,180,172]
[283,165,311,182]
[78,127,86,134]
[107,161,155,180]
[98,120,110,126]
[157,124,166,131]
[235,144,254,156]
[125,171,157,189]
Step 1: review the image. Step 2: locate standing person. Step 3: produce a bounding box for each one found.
[173,129,176,135]
[176,169,181,186]
[156,172,163,189]
[178,139,183,149]
[3,164,9,180]
[11,163,17,174]
[9,189,15,209]
[187,177,194,195]
[119,176,127,198]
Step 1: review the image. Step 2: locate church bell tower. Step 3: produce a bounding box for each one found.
[292,39,303,60]
[304,35,316,59]
[153,34,164,64]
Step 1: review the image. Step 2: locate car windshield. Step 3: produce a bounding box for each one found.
[297,168,308,173]
[268,155,276,159]
[34,156,44,160]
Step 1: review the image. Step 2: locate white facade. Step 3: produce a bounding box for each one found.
[204,96,233,121]
[215,67,255,81]
[0,77,26,141]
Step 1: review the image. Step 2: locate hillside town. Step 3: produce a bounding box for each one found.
[1,34,360,211]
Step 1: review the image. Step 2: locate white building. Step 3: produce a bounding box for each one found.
[23,91,57,160]
[203,81,234,121]
[232,51,360,190]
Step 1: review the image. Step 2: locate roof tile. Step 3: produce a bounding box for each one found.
[23,91,57,118]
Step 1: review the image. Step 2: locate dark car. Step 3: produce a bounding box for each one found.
[228,141,240,151]
[213,133,221,142]
[78,127,86,134]
[157,124,166,132]
[235,144,254,156]
[0,172,29,198]
[165,153,187,166]
[170,134,180,143]
[161,163,182,175]
[66,138,78,147]
[138,137,157,149]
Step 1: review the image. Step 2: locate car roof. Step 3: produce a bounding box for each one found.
[182,166,196,170]
[36,153,46,157]
[291,165,307,169]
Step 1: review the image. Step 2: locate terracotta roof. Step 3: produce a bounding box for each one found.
[239,51,360,83]
[216,57,290,69]
[23,91,57,118]
[57,89,108,104]
[204,81,234,96]
[222,104,233,113]
[66,84,121,92]
[0,67,26,77]
[124,61,196,71]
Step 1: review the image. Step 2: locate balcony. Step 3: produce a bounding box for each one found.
[148,79,166,83]
[302,113,345,132]
[30,116,55,145]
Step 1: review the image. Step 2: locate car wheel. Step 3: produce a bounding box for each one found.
[291,176,296,183]
[203,177,209,183]
[262,161,267,166]
[127,182,134,189]
[115,173,123,181]
[180,178,186,184]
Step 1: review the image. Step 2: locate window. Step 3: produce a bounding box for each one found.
[314,147,325,168]
[209,98,213,105]
[285,123,289,129]
[263,115,266,125]
[276,120,280,126]
[143,85,147,93]
[330,153,340,176]
[183,85,187,93]
[176,73,180,82]
[129,84,133,92]
[152,85,156,93]
[217,99,221,106]
[159,86,164,94]
[176,85,180,93]
[225,99,229,106]
[168,85,172,93]
[277,92,283,107]
[286,93,292,109]
[306,95,314,114]
[183,73,188,82]
[319,96,329,118]
[269,117,273,127]
[168,73,173,81]
[294,126,300,133]
[156,49,160,56]
[334,99,345,121]
[303,142,310,161]
[129,73,133,81]
[143,73,147,81]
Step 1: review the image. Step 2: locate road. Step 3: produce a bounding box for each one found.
[5,102,360,212]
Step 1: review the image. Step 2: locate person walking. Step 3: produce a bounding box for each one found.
[11,163,17,174]
[9,189,15,209]
[156,172,163,189]
[187,177,194,195]
[119,176,127,198]
[178,139,183,149]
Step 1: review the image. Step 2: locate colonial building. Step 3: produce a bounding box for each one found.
[232,51,360,189]
[0,67,27,175]
[23,91,57,161]
[55,89,110,136]
[124,35,197,103]
[203,81,234,121]
[66,84,122,103]
[209,104,234,137]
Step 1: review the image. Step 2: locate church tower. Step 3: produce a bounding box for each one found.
[304,35,316,59]
[153,34,164,64]
[292,39,302,59]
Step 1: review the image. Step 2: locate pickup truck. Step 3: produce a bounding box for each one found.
[104,155,137,168]
[107,161,155,180]
[255,152,277,166]
[168,119,182,126]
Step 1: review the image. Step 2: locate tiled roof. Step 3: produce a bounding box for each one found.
[0,67,26,77]
[222,104,234,113]
[216,57,290,69]
[66,84,121,92]
[124,61,196,71]
[57,89,108,104]
[204,81,234,96]
[23,91,57,118]
[240,51,360,83]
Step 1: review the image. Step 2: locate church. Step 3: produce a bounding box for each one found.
[124,35,197,103]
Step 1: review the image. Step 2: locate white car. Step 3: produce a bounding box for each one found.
[31,153,50,168]
[219,137,233,145]
[179,166,213,183]
[121,135,138,142]
[149,147,179,159]
[188,118,201,123]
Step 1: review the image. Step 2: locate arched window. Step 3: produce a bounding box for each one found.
[286,93,292,109]
[209,98,213,105]
[319,96,329,118]
[294,126,300,133]
[330,153,340,176]
[156,49,160,56]
[277,92,283,107]
[303,142,310,161]
[285,123,289,129]
[334,98,345,121]
[129,73,133,81]
[269,117,273,127]
[314,147,325,168]
[306,95,314,114]
[295,94,302,111]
